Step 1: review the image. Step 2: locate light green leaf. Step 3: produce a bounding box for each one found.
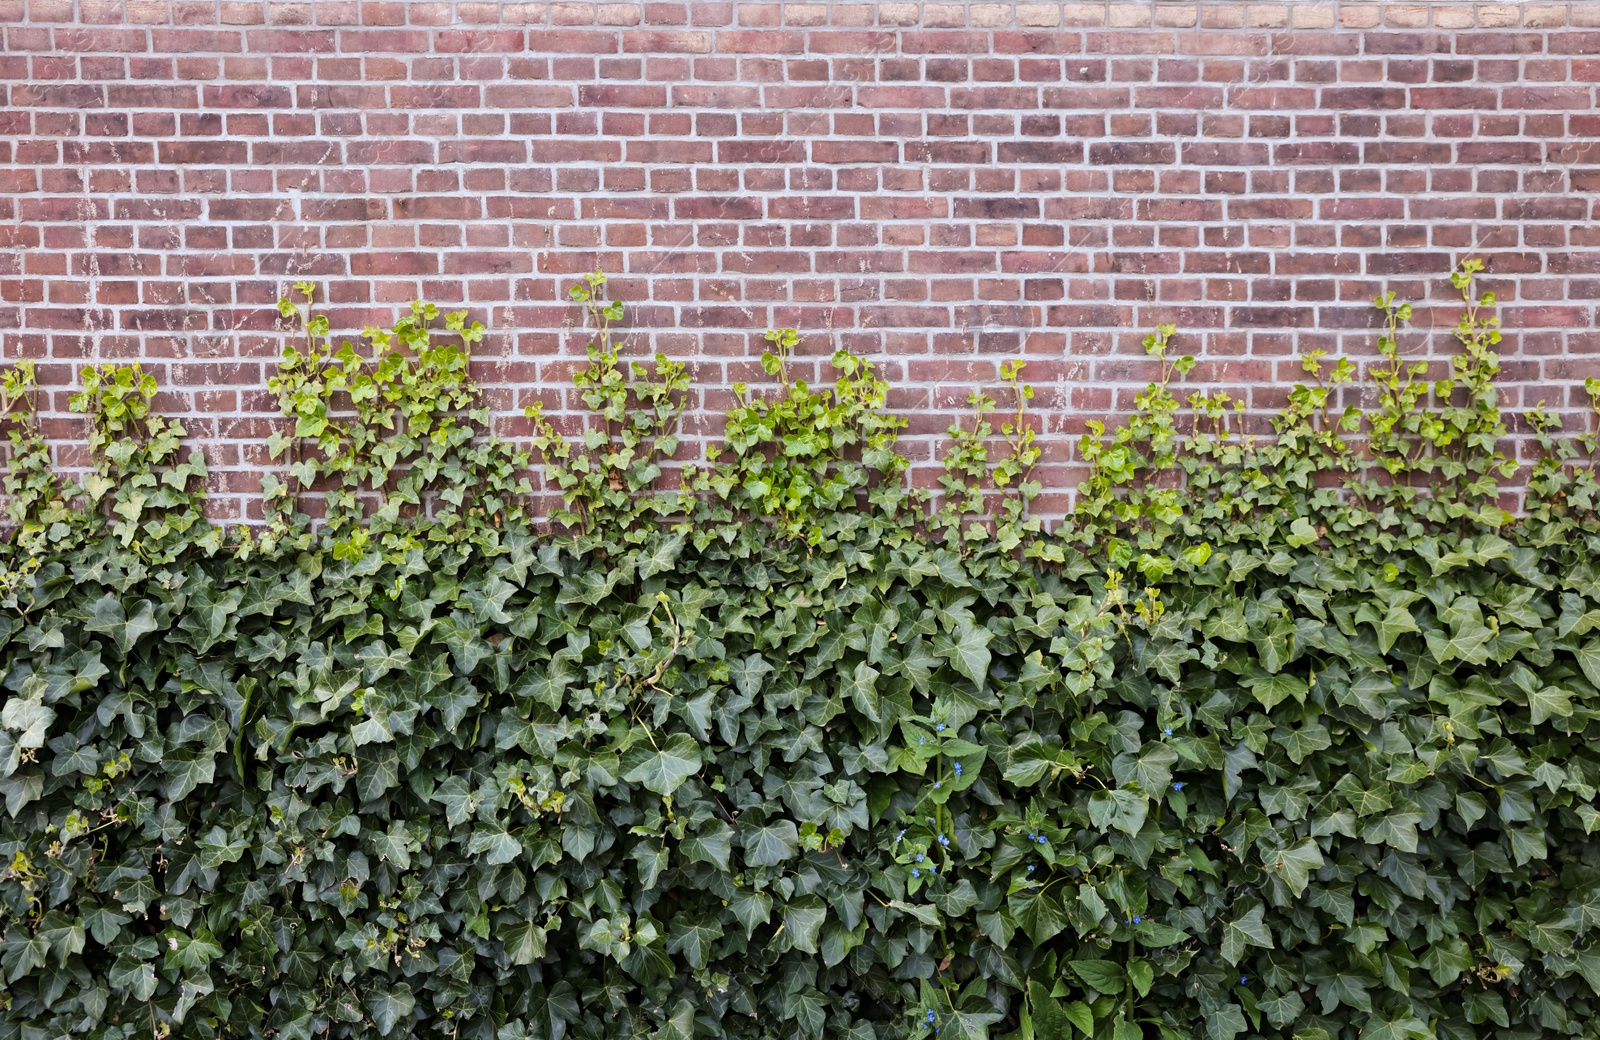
[936,622,992,686]
[1088,788,1148,836]
[621,733,702,796]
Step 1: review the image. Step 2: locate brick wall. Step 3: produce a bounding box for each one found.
[4,0,1599,521]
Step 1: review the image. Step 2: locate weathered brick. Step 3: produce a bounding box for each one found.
[5,0,1598,517]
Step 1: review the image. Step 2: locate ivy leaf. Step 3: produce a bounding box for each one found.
[108,957,157,1000]
[1245,671,1307,711]
[1528,685,1573,725]
[1265,837,1324,897]
[638,532,684,578]
[166,929,223,971]
[658,1000,698,1040]
[846,660,881,722]
[1134,921,1189,947]
[0,697,53,750]
[935,622,992,686]
[681,822,733,871]
[1088,788,1148,836]
[1259,992,1305,1028]
[433,775,476,827]
[1576,637,1600,688]
[1359,1013,1431,1040]
[1206,1004,1248,1040]
[666,918,723,969]
[499,915,550,966]
[84,594,159,655]
[365,984,416,1036]
[728,654,774,698]
[195,826,249,869]
[1114,742,1178,795]
[728,888,773,937]
[741,820,799,867]
[621,733,703,796]
[1010,888,1069,945]
[943,1007,1005,1040]
[782,896,827,954]
[466,825,523,865]
[1221,903,1274,964]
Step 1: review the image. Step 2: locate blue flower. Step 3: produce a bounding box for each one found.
[912,868,920,877]
[1037,835,1047,844]
[938,835,950,846]
[1173,782,1184,791]
[1164,727,1173,735]
[1240,976,1248,984]
[1133,916,1142,924]
[916,853,924,862]
[919,737,926,745]
[933,782,942,789]
[1027,833,1036,840]
[927,1010,936,1023]
[897,829,906,841]
[1027,865,1035,872]
[953,763,963,777]
[936,723,946,732]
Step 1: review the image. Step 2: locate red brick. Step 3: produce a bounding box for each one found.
[812,141,897,164]
[3,2,1596,518]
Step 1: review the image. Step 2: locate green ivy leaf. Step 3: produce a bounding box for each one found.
[1221,903,1274,965]
[621,733,703,796]
[365,984,416,1036]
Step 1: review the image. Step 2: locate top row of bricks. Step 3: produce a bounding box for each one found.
[5,1,1600,32]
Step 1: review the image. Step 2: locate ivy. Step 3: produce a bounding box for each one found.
[3,262,1600,1040]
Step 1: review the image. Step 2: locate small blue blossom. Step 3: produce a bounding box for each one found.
[1164,727,1173,735]
[936,723,946,732]
[927,864,936,873]
[1134,916,1142,924]
[912,868,920,877]
[897,829,906,841]
[953,762,963,777]
[1027,833,1036,840]
[933,782,942,789]
[927,1010,936,1023]
[919,737,926,745]
[1027,865,1035,872]
[1037,835,1047,844]
[1240,976,1248,984]
[1173,782,1185,791]
[916,853,924,862]
[938,835,950,846]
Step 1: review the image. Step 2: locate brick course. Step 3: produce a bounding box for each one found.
[4,0,1600,519]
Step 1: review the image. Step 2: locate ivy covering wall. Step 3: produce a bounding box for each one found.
[3,264,1600,1040]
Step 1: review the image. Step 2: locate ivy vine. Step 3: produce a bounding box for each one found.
[2,261,1600,1040]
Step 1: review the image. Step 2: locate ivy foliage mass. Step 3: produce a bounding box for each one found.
[7,264,1600,1040]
